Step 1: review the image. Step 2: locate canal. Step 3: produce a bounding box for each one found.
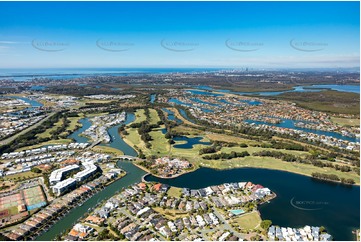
[35,113,145,240]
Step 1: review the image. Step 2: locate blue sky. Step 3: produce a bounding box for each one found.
[0,1,359,68]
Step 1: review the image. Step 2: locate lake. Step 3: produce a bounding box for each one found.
[173,136,211,149]
[145,167,360,241]
[150,94,156,104]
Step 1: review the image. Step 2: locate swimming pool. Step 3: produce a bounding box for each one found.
[230,209,245,215]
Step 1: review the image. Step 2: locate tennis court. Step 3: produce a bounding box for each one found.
[0,185,47,218]
[0,193,23,215]
[23,186,47,211]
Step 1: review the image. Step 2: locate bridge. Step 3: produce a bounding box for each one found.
[117,155,137,161]
[87,140,101,149]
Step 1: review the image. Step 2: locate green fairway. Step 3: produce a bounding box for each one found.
[133,109,147,124]
[149,108,160,125]
[36,119,64,139]
[67,114,85,130]
[123,127,148,152]
[149,126,171,156]
[220,146,309,157]
[206,133,259,145]
[172,125,203,135]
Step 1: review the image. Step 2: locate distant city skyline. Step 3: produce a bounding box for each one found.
[0,1,359,68]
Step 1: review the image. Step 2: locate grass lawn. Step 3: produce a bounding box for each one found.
[331,117,360,127]
[231,211,262,230]
[91,145,124,156]
[15,139,72,152]
[149,108,160,125]
[85,112,109,118]
[167,187,182,198]
[0,105,29,112]
[206,133,258,145]
[4,171,42,181]
[8,206,19,215]
[37,114,85,139]
[153,207,189,220]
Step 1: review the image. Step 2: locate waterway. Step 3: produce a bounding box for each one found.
[194,84,360,96]
[179,109,196,124]
[244,119,359,143]
[35,112,143,240]
[168,88,358,142]
[35,161,145,241]
[35,109,360,241]
[145,167,360,241]
[162,108,182,124]
[7,96,43,108]
[67,118,92,143]
[100,113,138,157]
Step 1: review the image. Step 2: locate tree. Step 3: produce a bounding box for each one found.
[31,167,42,173]
[319,226,326,233]
[260,220,272,230]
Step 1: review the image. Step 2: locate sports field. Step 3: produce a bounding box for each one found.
[0,185,46,219]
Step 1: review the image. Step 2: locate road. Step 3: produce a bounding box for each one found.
[0,112,57,146]
[212,209,244,239]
